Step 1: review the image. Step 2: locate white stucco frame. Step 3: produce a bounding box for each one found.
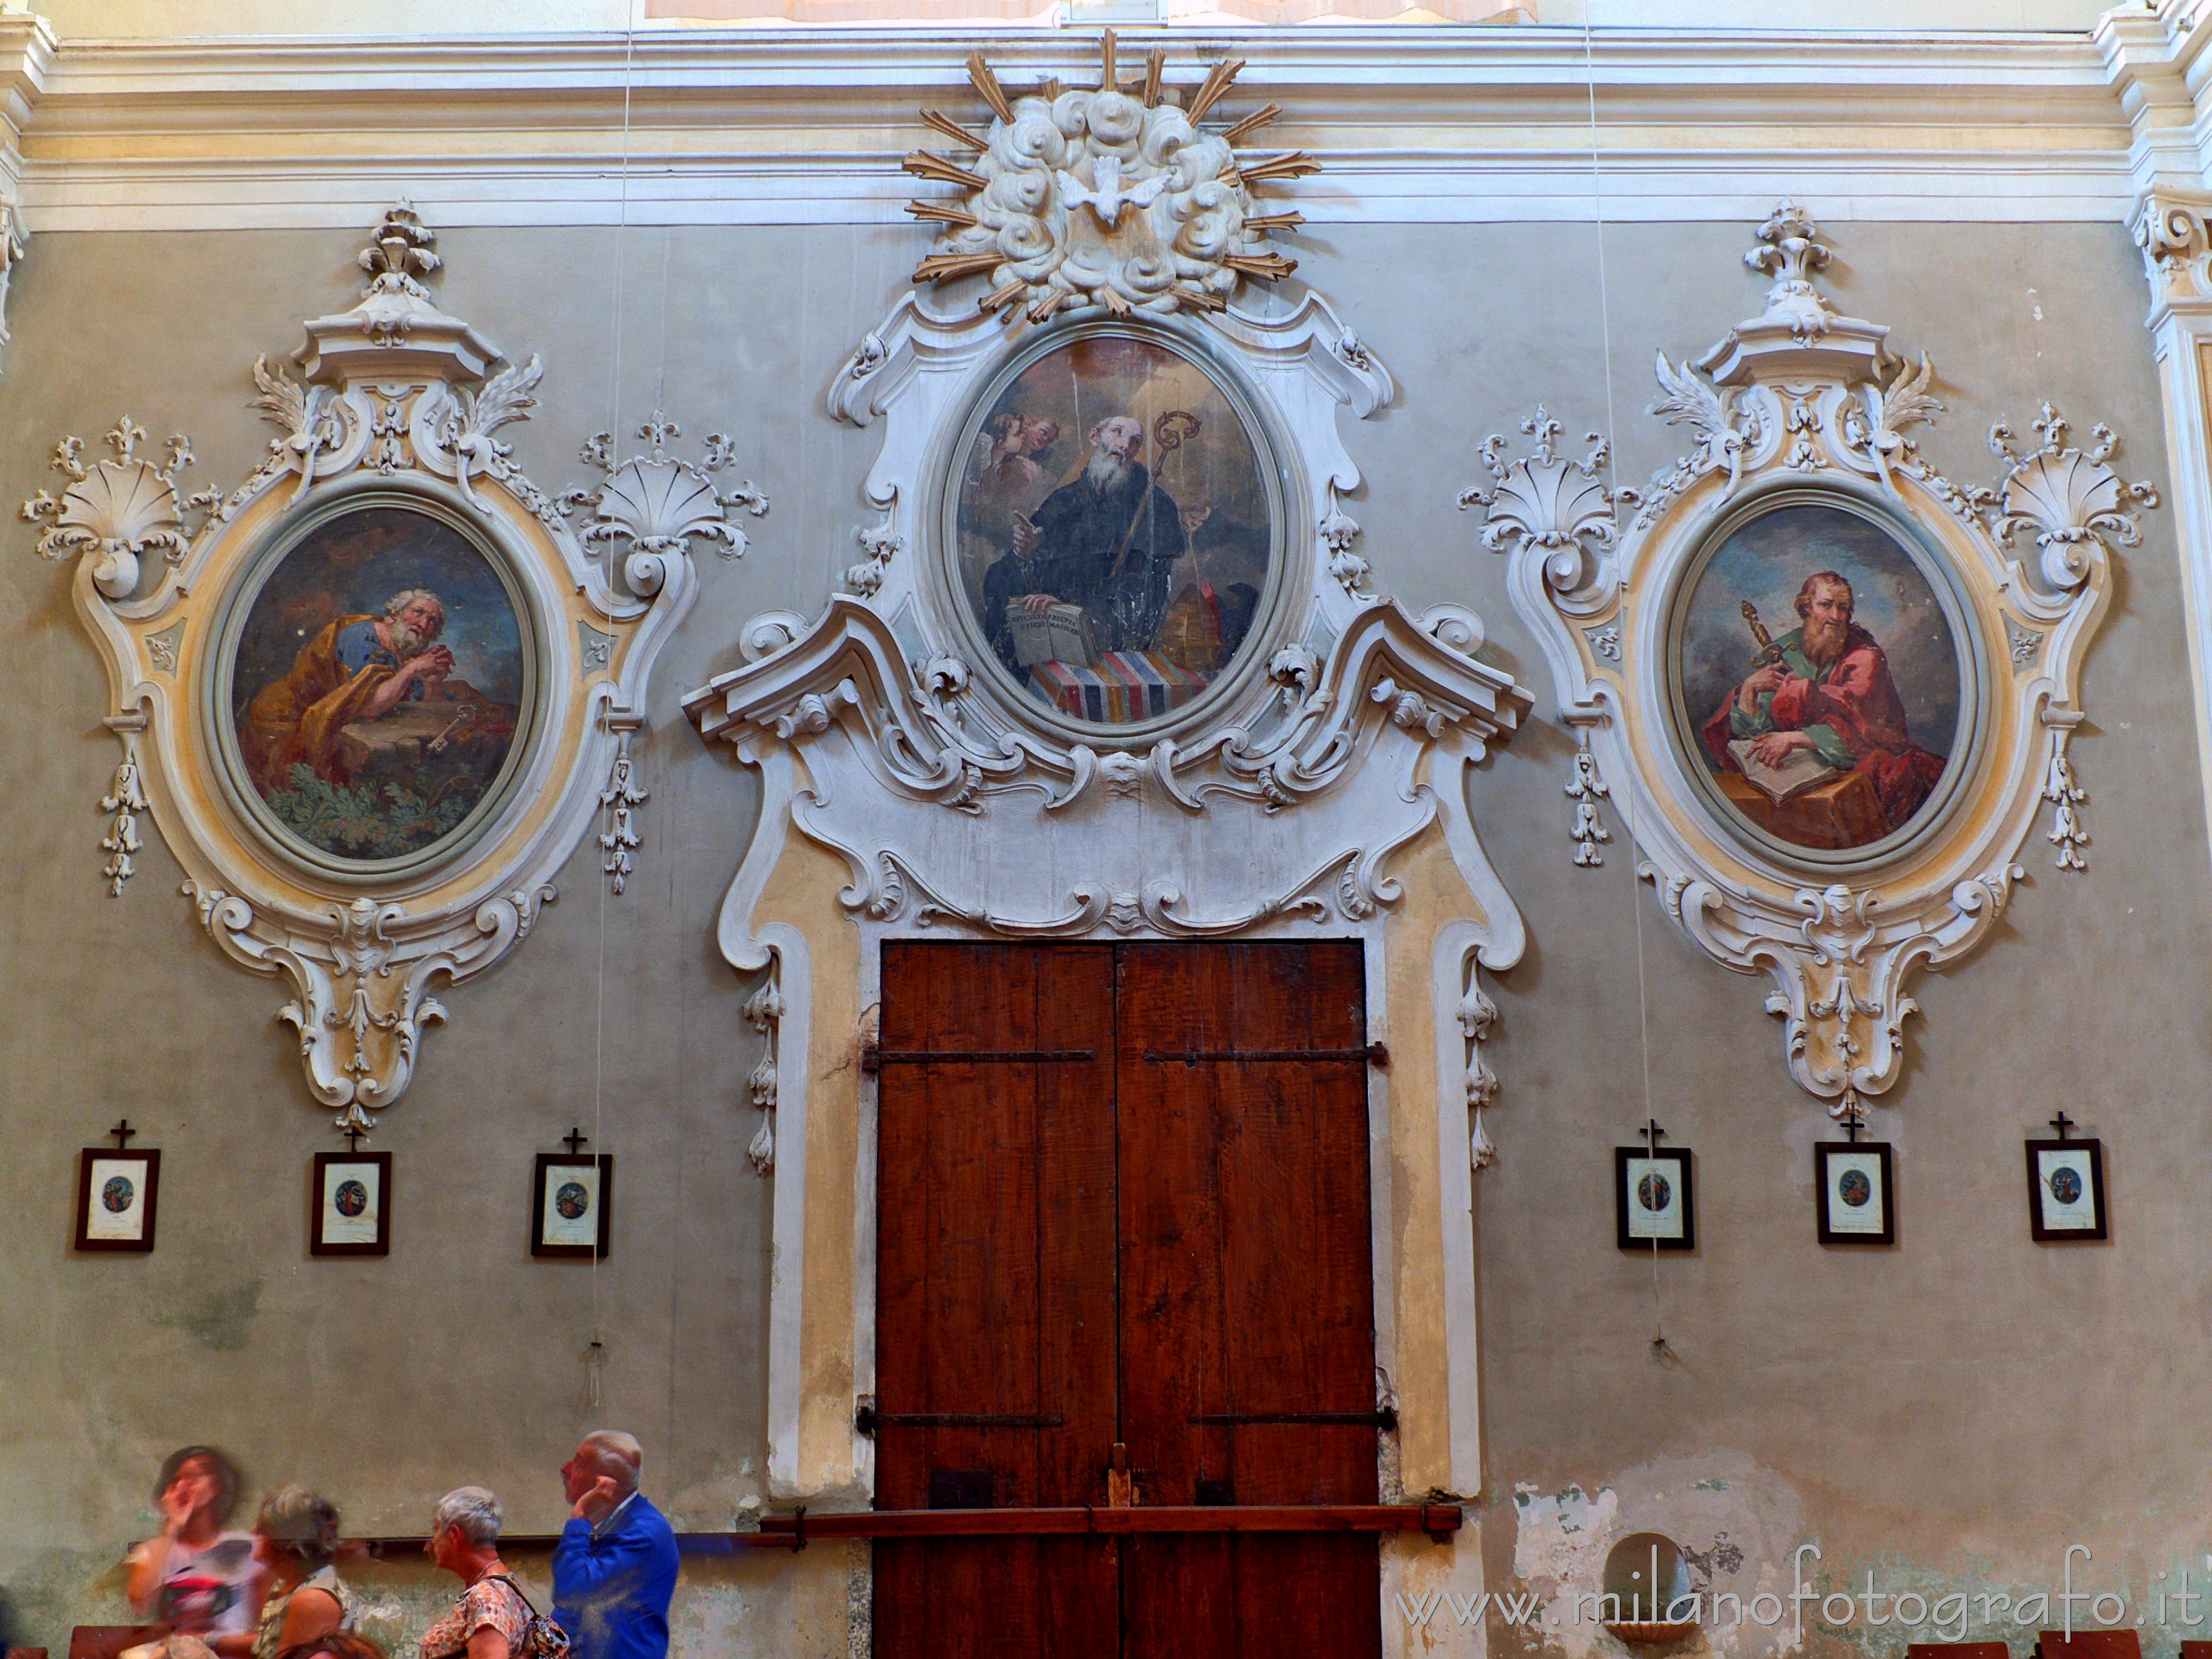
[686,269,1531,1645]
[20,204,766,1130]
[1464,202,2157,1124]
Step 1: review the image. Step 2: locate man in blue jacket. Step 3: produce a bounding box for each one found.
[552,1430,680,1659]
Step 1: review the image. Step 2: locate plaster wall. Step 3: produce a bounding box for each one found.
[0,216,2194,1656]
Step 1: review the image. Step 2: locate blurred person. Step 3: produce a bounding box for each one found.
[418,1488,533,1659]
[126,1447,264,1644]
[277,1636,389,1659]
[120,1639,216,1659]
[551,1433,677,1659]
[247,1486,351,1659]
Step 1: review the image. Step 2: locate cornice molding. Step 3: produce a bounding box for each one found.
[3,25,2138,229]
[0,11,57,191]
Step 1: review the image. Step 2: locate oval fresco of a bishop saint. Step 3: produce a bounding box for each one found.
[953,330,1279,727]
[226,504,528,865]
[1672,499,1971,860]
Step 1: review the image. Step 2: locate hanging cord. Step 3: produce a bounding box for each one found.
[586,9,639,1413]
[606,18,638,466]
[1583,17,1673,1365]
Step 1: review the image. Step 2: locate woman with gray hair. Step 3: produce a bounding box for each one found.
[418,1489,530,1659]
[244,1486,351,1659]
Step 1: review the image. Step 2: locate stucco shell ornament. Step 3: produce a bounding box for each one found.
[904,33,1311,322]
[1462,201,2158,1125]
[21,204,766,1134]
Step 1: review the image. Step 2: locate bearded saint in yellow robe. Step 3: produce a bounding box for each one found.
[239,589,452,794]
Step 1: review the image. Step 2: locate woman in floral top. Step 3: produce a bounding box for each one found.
[418,1488,530,1659]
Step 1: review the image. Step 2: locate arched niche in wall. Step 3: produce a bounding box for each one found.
[1462,201,2158,1125]
[681,37,1530,1618]
[20,204,767,1133]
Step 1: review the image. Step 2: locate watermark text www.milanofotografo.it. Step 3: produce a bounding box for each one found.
[1401,1545,2198,1636]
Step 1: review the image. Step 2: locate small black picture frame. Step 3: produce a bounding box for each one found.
[310,1152,392,1258]
[1615,1145,1695,1250]
[2025,1137,2107,1242]
[75,1147,160,1253]
[532,1153,613,1260]
[1815,1141,1895,1245]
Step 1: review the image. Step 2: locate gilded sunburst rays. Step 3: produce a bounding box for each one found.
[902,32,1315,324]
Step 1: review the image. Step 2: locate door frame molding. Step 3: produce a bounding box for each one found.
[683,165,1528,1647]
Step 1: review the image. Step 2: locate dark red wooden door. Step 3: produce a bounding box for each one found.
[873,940,1379,1659]
[1115,942,1380,1658]
[873,942,1121,1659]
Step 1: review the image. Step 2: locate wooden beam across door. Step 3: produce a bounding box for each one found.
[761,1504,1462,1540]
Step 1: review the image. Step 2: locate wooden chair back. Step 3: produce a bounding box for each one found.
[2039,1632,2142,1659]
[64,1629,163,1659]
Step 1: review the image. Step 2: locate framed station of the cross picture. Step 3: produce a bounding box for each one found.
[1615,1145,1696,1251]
[1814,1141,1896,1245]
[75,1146,160,1253]
[2025,1136,2107,1242]
[531,1152,613,1260]
[310,1151,391,1257]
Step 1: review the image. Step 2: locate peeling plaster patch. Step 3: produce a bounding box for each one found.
[1508,1457,1808,1659]
[1820,1554,2054,1657]
[1513,1482,1620,1589]
[1683,1537,1746,1577]
[148,1278,262,1352]
[845,1542,870,1659]
[0,1546,122,1652]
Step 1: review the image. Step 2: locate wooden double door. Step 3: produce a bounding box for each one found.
[873,941,1383,1659]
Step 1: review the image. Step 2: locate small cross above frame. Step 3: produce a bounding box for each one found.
[108,1118,135,1149]
[562,1126,591,1155]
[1641,1118,1667,1145]
[2048,1110,2077,1141]
[1840,1102,1868,1142]
[342,1125,368,1153]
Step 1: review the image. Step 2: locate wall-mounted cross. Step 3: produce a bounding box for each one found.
[2048,1110,2077,1141]
[108,1118,136,1149]
[1641,1118,1667,1145]
[1841,1103,1867,1142]
[563,1126,591,1155]
[342,1125,368,1154]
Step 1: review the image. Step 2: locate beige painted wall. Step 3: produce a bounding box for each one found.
[0,216,2192,1655]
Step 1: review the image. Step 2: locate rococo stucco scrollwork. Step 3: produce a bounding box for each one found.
[901,32,1313,324]
[1464,201,2158,1125]
[682,40,1527,1511]
[21,204,766,1134]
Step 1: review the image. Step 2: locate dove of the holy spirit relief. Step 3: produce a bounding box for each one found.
[1055,154,1167,227]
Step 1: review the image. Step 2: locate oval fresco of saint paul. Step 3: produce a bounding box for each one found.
[954,332,1276,727]
[1673,501,1968,857]
[227,505,527,864]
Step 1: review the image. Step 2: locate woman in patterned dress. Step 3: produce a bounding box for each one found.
[417,1489,529,1659]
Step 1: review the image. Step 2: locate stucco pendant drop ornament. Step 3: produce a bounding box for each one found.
[22,204,766,1134]
[1462,202,2157,1123]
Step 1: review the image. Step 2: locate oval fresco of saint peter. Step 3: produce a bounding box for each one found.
[226,505,527,865]
[1673,499,1969,859]
[953,331,1277,727]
